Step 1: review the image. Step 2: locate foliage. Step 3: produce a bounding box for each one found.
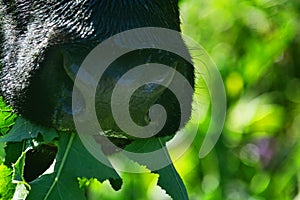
[0,164,15,200]
[178,0,300,199]
[0,96,187,199]
[0,97,17,136]
[1,0,300,199]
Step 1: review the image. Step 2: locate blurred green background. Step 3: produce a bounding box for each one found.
[1,0,300,199]
[178,0,300,199]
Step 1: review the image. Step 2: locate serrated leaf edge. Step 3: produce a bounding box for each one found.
[156,138,188,200]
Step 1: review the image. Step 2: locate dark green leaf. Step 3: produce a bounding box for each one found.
[27,133,121,200]
[0,142,5,163]
[125,137,188,200]
[155,163,189,200]
[4,142,25,167]
[10,147,31,199]
[0,117,58,143]
[125,136,172,153]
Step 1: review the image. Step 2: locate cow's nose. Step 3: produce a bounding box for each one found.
[71,62,175,137]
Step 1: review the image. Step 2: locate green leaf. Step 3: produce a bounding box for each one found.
[11,148,31,200]
[125,136,171,153]
[0,117,58,143]
[0,164,16,200]
[27,133,121,200]
[0,142,5,163]
[12,151,27,183]
[4,142,25,168]
[0,97,17,136]
[125,137,189,200]
[155,163,189,200]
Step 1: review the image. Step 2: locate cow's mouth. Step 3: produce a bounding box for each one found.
[59,48,181,138]
[21,44,192,144]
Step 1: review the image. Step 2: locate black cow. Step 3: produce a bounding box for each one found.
[0,0,194,141]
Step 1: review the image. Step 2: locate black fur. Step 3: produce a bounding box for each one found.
[0,0,194,138]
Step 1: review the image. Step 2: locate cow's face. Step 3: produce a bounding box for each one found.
[0,0,194,140]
